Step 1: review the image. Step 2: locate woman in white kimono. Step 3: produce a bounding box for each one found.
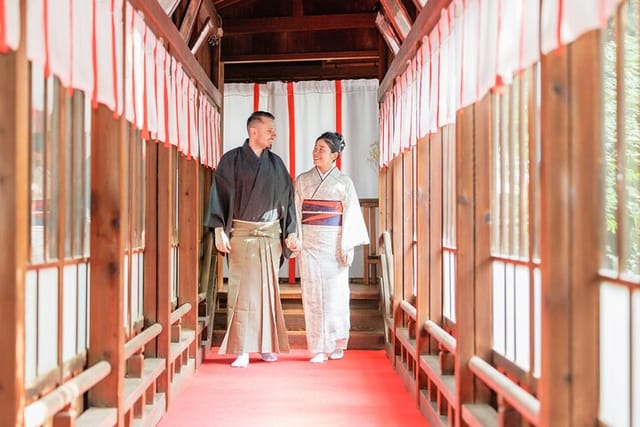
[295,132,370,363]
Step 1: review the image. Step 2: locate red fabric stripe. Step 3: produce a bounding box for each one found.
[186,81,192,159]
[91,0,98,107]
[44,0,50,77]
[335,80,342,169]
[111,0,119,117]
[141,26,150,140]
[163,54,170,147]
[0,0,7,52]
[557,0,564,50]
[152,40,158,142]
[68,0,73,95]
[287,81,296,283]
[253,83,260,111]
[131,10,137,127]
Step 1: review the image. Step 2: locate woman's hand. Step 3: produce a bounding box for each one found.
[339,248,354,266]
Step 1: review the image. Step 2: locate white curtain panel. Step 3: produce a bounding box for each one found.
[2,0,20,51]
[341,79,379,199]
[460,0,479,109]
[477,0,499,100]
[155,42,167,143]
[428,29,440,134]
[167,57,179,146]
[132,11,145,131]
[418,41,431,139]
[292,80,337,176]
[145,30,158,138]
[26,0,46,67]
[124,3,134,123]
[71,0,93,95]
[497,0,522,84]
[266,81,291,169]
[222,82,254,152]
[521,0,541,71]
[48,0,71,88]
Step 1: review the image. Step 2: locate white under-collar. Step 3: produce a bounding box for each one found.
[317,164,336,179]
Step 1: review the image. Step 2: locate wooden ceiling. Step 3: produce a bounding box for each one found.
[162,0,439,86]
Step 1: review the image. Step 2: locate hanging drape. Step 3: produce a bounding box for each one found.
[12,0,221,168]
[379,0,624,167]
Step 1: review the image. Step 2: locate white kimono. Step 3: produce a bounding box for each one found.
[295,166,370,354]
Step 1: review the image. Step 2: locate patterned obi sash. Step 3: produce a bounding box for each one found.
[301,199,343,226]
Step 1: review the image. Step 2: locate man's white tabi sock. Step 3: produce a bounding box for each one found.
[231,353,249,368]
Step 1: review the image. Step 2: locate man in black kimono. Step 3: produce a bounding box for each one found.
[205,111,299,368]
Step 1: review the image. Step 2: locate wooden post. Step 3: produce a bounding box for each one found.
[568,31,601,425]
[429,131,443,332]
[0,3,29,423]
[392,158,404,305]
[415,134,430,349]
[88,104,126,423]
[157,145,174,406]
[539,38,572,427]
[178,155,199,360]
[402,149,415,302]
[454,105,476,427]
[144,140,159,353]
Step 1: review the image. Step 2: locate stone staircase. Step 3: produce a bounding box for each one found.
[207,282,385,350]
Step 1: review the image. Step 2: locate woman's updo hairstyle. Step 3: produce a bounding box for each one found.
[318,131,346,154]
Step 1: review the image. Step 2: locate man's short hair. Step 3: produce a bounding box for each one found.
[247,111,275,131]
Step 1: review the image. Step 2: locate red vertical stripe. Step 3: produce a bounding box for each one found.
[286,82,296,284]
[335,80,342,169]
[111,0,119,117]
[556,0,564,51]
[68,0,73,95]
[44,0,50,77]
[91,0,98,108]
[186,81,192,159]
[131,10,137,127]
[163,54,170,147]
[141,26,150,140]
[0,0,7,52]
[253,83,260,111]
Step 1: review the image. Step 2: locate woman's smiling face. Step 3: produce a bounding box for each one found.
[313,139,338,173]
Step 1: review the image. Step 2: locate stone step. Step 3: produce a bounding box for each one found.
[212,329,385,350]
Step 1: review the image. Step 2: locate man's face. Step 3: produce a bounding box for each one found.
[250,118,276,150]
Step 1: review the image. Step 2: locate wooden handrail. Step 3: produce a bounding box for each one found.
[170,303,192,324]
[124,323,163,359]
[398,300,417,320]
[468,356,540,425]
[128,0,222,108]
[23,361,111,427]
[424,320,456,353]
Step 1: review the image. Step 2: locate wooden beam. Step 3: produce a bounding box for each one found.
[0,4,28,425]
[88,104,126,425]
[179,0,204,42]
[379,0,413,40]
[222,50,380,64]
[213,0,244,10]
[223,62,379,83]
[378,0,452,100]
[222,13,376,35]
[191,20,215,56]
[375,12,401,55]
[158,0,181,16]
[129,0,222,108]
[143,141,159,358]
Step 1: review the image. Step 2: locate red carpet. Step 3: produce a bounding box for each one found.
[158,348,429,427]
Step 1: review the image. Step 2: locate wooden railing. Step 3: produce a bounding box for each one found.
[24,362,113,427]
[392,300,418,389]
[360,198,380,285]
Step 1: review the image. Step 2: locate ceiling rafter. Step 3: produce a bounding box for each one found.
[223,50,380,64]
[223,13,376,35]
[375,12,401,55]
[379,0,413,40]
[179,0,204,41]
[213,0,246,10]
[158,0,182,16]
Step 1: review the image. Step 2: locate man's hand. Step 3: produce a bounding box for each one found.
[214,227,231,253]
[285,233,300,252]
[339,248,354,267]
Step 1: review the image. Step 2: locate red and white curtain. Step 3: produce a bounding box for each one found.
[15,0,221,168]
[0,0,20,52]
[379,0,624,168]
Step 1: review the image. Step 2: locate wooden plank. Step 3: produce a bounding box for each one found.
[179,0,203,42]
[403,150,415,302]
[156,146,174,404]
[392,157,404,305]
[0,10,29,424]
[213,0,244,10]
[222,13,377,35]
[429,131,443,328]
[143,141,159,358]
[454,106,476,425]
[539,39,571,426]
[222,50,380,64]
[178,156,200,360]
[473,95,494,403]
[378,0,452,100]
[568,31,601,425]
[88,104,126,423]
[379,0,413,40]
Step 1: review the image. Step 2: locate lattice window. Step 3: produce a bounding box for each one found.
[490,67,542,378]
[25,64,91,398]
[599,1,640,424]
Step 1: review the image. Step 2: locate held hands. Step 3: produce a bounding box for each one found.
[339,248,354,267]
[214,227,231,253]
[285,233,300,252]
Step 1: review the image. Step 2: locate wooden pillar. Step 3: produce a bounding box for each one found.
[415,134,430,347]
[88,105,126,423]
[178,155,199,358]
[539,37,572,427]
[157,145,174,406]
[402,150,415,301]
[0,5,29,424]
[144,141,159,353]
[429,132,443,328]
[392,158,404,305]
[454,105,476,425]
[567,31,600,425]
